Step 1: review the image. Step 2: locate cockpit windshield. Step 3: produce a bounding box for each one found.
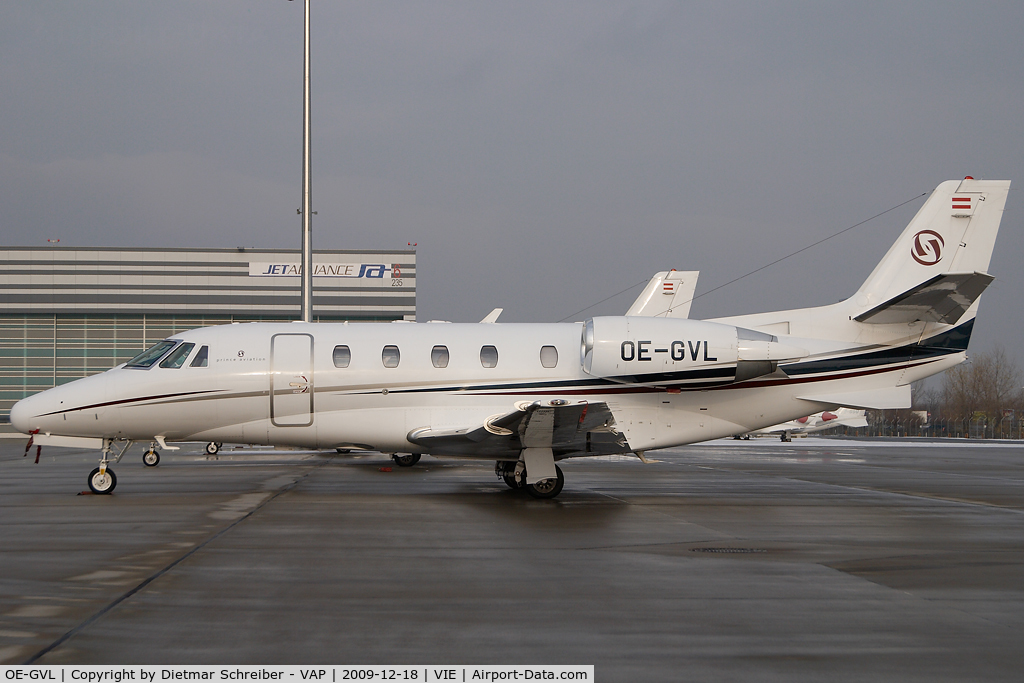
[125,340,178,369]
[159,342,196,369]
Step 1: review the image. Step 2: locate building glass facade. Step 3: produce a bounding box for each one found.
[0,247,415,429]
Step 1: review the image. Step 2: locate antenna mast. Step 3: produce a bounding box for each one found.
[300,0,313,322]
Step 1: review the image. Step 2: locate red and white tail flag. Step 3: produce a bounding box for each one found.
[952,197,972,210]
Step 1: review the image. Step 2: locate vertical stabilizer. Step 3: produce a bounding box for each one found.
[626,270,699,318]
[853,178,1010,315]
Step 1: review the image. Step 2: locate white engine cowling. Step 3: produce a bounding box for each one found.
[581,316,807,387]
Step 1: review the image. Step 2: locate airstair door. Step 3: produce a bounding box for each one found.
[270,333,314,427]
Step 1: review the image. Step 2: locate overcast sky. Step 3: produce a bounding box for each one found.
[2,2,1022,367]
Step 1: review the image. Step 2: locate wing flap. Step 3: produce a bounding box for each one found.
[407,401,628,458]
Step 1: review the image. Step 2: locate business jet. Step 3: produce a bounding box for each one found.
[10,177,1009,499]
[736,407,869,441]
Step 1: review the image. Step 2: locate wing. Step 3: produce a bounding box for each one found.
[407,401,631,459]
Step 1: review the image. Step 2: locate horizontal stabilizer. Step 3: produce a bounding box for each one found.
[855,272,994,325]
[797,384,911,410]
[839,414,870,429]
[626,271,699,318]
[829,408,869,429]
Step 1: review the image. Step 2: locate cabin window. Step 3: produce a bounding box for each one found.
[190,345,209,367]
[382,345,401,368]
[480,345,498,368]
[333,345,351,368]
[431,345,449,368]
[540,345,558,368]
[125,340,177,369]
[159,342,196,369]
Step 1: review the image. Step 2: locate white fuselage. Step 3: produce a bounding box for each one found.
[9,318,960,458]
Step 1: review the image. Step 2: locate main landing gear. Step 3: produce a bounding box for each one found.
[392,453,421,467]
[495,461,565,499]
[498,461,526,490]
[142,440,161,467]
[527,466,564,499]
[89,438,133,494]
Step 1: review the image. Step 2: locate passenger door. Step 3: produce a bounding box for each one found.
[270,333,314,427]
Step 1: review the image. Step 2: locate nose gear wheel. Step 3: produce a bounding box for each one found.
[88,467,117,494]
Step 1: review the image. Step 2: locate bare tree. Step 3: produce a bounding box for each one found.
[940,347,1023,434]
[912,380,940,413]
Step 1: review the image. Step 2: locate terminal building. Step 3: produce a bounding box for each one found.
[0,246,416,431]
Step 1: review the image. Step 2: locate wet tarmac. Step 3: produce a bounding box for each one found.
[1,436,1022,681]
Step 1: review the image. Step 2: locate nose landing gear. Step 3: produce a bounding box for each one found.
[205,441,222,455]
[88,438,132,494]
[88,467,117,494]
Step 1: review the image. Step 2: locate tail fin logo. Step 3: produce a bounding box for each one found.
[911,230,944,266]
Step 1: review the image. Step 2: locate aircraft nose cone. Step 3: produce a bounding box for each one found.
[9,396,35,434]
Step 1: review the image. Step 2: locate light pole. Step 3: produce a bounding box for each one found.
[294,0,313,323]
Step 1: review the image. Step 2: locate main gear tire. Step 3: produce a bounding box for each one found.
[503,473,525,490]
[392,453,421,467]
[525,465,564,499]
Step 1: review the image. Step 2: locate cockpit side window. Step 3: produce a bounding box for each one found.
[126,340,178,369]
[159,342,196,369]
[190,345,209,368]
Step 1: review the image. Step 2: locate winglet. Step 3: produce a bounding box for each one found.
[480,308,503,323]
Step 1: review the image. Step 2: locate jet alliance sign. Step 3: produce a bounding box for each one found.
[248,263,401,278]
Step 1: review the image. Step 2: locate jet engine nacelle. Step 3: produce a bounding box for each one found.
[581,316,807,386]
